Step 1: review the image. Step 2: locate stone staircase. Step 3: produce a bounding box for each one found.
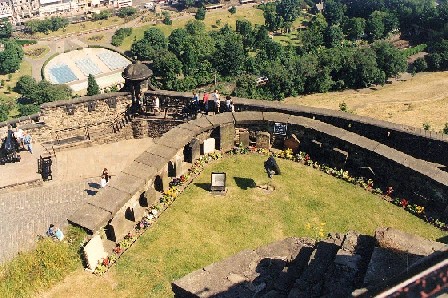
[171,228,447,298]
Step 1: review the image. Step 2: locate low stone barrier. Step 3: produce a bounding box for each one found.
[67,111,448,272]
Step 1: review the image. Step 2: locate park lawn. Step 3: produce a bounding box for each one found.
[119,5,265,51]
[24,44,51,59]
[32,16,126,39]
[39,154,446,298]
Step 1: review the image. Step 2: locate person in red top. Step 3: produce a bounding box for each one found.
[202,92,209,113]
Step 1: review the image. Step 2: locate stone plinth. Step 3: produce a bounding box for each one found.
[256,131,271,149]
[203,138,216,154]
[84,235,107,271]
[219,123,235,152]
[239,130,250,147]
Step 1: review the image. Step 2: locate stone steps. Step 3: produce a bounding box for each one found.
[172,228,445,298]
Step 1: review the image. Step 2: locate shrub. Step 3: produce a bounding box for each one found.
[339,101,348,112]
[422,122,431,130]
[443,123,448,135]
[18,103,40,116]
[412,57,427,73]
[117,7,137,18]
[163,12,172,25]
[111,27,132,47]
[195,7,206,20]
[228,6,236,14]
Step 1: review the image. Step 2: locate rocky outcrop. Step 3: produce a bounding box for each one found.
[172,228,446,298]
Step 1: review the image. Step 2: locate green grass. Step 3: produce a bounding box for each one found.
[0,227,86,298]
[120,6,265,51]
[103,154,446,297]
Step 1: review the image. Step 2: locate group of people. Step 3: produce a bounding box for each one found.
[194,89,235,114]
[12,127,33,154]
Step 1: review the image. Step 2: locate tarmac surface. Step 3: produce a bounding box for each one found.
[0,137,154,263]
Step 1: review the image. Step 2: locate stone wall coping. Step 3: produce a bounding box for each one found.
[0,113,41,129]
[122,161,158,184]
[67,202,112,233]
[40,92,131,108]
[107,172,146,196]
[90,185,131,215]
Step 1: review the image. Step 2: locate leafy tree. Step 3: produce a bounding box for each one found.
[212,28,247,76]
[323,0,347,25]
[372,41,407,77]
[18,103,40,116]
[425,52,442,70]
[324,25,344,47]
[0,41,24,74]
[236,19,254,48]
[117,7,137,18]
[344,47,385,88]
[0,102,10,121]
[0,21,12,39]
[412,57,427,72]
[366,11,386,41]
[343,17,366,41]
[111,28,132,46]
[195,7,206,20]
[32,80,72,105]
[87,74,100,96]
[131,27,167,60]
[15,75,38,98]
[263,3,283,32]
[168,28,189,57]
[152,50,183,83]
[228,6,236,14]
[93,10,111,21]
[163,11,172,25]
[276,0,302,23]
[300,14,328,52]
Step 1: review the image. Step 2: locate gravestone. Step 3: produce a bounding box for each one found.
[203,138,216,154]
[239,130,250,147]
[256,131,271,149]
[284,134,300,153]
[143,187,157,207]
[109,214,135,242]
[264,156,281,178]
[175,155,185,177]
[84,235,107,271]
[219,123,235,152]
[189,138,201,162]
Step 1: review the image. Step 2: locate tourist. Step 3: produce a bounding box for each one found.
[23,132,32,154]
[152,96,160,114]
[14,127,24,149]
[46,224,64,241]
[192,91,199,113]
[230,100,235,112]
[46,224,56,238]
[202,92,209,113]
[212,89,220,113]
[100,174,107,188]
[225,95,231,112]
[102,168,110,183]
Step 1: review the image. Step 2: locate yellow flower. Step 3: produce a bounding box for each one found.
[305,223,311,229]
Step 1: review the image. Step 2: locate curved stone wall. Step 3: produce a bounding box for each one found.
[68,111,448,250]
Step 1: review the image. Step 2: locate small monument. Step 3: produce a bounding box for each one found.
[122,60,153,112]
[210,172,226,194]
[264,156,281,178]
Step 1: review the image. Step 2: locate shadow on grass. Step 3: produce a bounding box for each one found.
[194,183,210,191]
[234,177,256,190]
[437,235,448,244]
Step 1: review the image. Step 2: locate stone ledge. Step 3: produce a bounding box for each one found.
[68,203,112,233]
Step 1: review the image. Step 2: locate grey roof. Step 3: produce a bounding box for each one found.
[122,60,153,81]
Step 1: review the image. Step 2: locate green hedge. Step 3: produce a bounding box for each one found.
[402,44,427,57]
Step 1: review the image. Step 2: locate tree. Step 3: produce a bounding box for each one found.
[323,0,347,25]
[300,14,328,52]
[32,80,72,105]
[117,7,137,18]
[15,75,38,98]
[324,25,344,47]
[168,28,189,57]
[163,11,172,25]
[18,103,40,116]
[0,102,10,121]
[263,3,283,32]
[212,28,247,76]
[366,11,386,41]
[343,17,366,41]
[195,7,206,20]
[372,41,407,78]
[0,41,24,74]
[131,27,167,60]
[236,19,254,48]
[87,74,100,96]
[228,6,236,14]
[152,50,183,88]
[412,57,427,73]
[0,21,12,39]
[344,47,385,88]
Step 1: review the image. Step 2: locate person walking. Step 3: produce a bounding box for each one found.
[202,92,209,113]
[212,89,220,114]
[23,132,32,154]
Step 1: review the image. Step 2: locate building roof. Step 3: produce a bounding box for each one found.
[122,60,153,81]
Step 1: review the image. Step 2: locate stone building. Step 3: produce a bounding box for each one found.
[0,0,13,19]
[11,0,39,18]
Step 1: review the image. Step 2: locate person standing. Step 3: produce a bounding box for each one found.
[212,89,220,114]
[192,91,199,113]
[225,95,231,112]
[202,92,209,113]
[14,127,24,149]
[23,132,32,154]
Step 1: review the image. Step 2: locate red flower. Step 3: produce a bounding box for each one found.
[400,199,408,208]
[386,186,394,196]
[103,258,109,266]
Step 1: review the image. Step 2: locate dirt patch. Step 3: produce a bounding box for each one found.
[283,71,448,132]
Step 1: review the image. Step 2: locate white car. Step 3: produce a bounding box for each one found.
[256,76,269,85]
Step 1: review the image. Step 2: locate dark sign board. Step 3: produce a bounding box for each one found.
[273,123,287,135]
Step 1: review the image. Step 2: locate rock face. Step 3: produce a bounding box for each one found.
[172,229,446,298]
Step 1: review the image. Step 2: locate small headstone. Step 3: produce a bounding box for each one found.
[239,130,250,147]
[143,187,157,207]
[84,235,107,271]
[284,134,300,153]
[256,131,271,149]
[190,138,201,162]
[219,123,235,152]
[203,138,216,154]
[109,215,136,242]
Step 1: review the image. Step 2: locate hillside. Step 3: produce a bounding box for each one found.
[284,71,448,132]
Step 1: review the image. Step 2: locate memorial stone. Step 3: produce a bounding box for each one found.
[284,134,300,153]
[109,214,136,242]
[256,131,271,149]
[203,138,216,154]
[84,235,107,271]
[143,187,157,207]
[239,130,250,147]
[188,138,201,163]
[219,123,235,152]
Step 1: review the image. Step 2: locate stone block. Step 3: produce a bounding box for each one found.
[189,116,213,131]
[203,138,216,154]
[143,187,157,207]
[206,113,234,127]
[122,161,157,184]
[156,127,196,149]
[256,131,271,149]
[108,214,136,242]
[135,152,168,172]
[284,134,300,153]
[107,172,146,196]
[92,186,131,215]
[149,144,179,160]
[239,130,250,147]
[233,111,264,125]
[84,235,107,271]
[219,123,235,152]
[68,203,112,234]
[154,169,169,192]
[263,112,291,123]
[185,138,201,163]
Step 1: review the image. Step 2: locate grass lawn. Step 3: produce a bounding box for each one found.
[0,60,32,119]
[120,5,265,51]
[40,154,447,298]
[24,45,51,59]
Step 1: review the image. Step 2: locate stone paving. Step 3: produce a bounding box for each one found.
[0,138,155,264]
